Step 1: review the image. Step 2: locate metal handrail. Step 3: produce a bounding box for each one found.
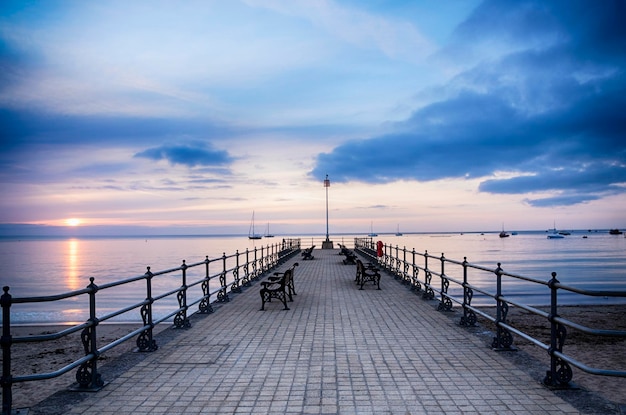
[300,236,359,248]
[0,239,301,415]
[354,239,626,389]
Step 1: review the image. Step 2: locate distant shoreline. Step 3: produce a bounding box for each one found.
[0,227,623,239]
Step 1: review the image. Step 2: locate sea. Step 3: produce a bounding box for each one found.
[1,230,625,325]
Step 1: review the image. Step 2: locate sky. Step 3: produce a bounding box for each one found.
[1,0,625,236]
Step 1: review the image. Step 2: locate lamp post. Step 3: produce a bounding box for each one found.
[322,174,333,249]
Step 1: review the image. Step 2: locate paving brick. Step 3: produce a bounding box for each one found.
[59,249,582,414]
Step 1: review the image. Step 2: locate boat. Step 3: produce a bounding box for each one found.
[609,229,623,235]
[547,228,564,239]
[395,224,402,236]
[499,224,509,238]
[264,223,274,238]
[248,212,262,240]
[368,222,378,237]
[547,221,565,239]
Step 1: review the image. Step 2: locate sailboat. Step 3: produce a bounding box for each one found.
[395,224,403,236]
[248,212,262,240]
[264,223,274,238]
[547,221,564,239]
[368,221,378,237]
[499,223,509,238]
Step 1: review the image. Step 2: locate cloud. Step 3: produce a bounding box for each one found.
[311,0,626,207]
[243,0,435,63]
[134,142,234,168]
[0,108,234,150]
[480,163,626,206]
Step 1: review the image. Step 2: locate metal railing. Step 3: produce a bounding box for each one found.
[354,238,626,388]
[0,239,301,414]
[298,235,359,249]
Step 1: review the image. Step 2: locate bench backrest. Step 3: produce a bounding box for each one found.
[272,269,291,289]
[356,259,365,274]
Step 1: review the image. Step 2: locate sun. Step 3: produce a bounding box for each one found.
[65,218,82,227]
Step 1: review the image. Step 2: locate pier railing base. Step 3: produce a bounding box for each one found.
[322,240,334,249]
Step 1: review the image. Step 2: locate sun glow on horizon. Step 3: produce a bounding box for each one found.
[65,218,82,227]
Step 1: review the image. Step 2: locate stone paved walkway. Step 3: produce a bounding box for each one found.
[42,249,582,414]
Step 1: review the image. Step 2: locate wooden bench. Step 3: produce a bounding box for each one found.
[301,245,315,260]
[356,259,381,290]
[260,266,295,310]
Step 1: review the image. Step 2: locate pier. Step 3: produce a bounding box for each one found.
[23,248,597,414]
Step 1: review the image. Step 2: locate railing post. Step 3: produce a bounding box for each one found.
[395,245,402,279]
[217,253,230,303]
[460,257,476,326]
[232,250,242,293]
[1,287,13,415]
[252,247,259,279]
[411,249,421,293]
[491,263,514,350]
[261,245,267,273]
[174,260,191,328]
[244,248,251,286]
[272,243,276,268]
[75,277,104,390]
[423,250,434,300]
[390,245,397,279]
[199,257,214,314]
[402,247,410,285]
[388,245,394,275]
[543,271,573,388]
[400,247,405,283]
[437,253,452,311]
[137,267,158,351]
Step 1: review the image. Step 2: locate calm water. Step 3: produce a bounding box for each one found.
[1,231,625,324]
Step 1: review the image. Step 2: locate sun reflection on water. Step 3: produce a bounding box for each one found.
[66,238,80,291]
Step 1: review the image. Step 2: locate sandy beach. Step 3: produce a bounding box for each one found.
[2,304,625,411]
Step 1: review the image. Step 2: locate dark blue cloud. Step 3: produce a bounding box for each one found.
[480,163,626,206]
[0,109,232,149]
[0,108,238,186]
[0,33,45,92]
[134,142,234,168]
[311,0,626,207]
